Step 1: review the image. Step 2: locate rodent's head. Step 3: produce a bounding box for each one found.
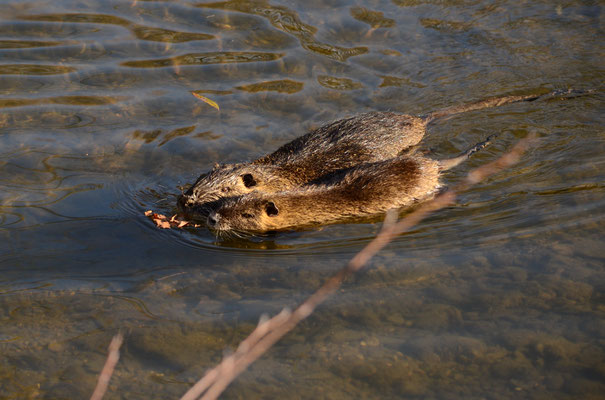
[178,163,289,220]
[206,195,283,234]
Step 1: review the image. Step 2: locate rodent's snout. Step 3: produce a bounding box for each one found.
[207,211,231,232]
[206,212,219,228]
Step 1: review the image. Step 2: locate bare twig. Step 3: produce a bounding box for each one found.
[180,310,291,400]
[181,134,538,400]
[90,333,124,400]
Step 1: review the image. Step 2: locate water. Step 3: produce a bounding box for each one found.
[1,0,603,398]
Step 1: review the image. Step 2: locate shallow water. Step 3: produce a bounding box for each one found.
[1,0,604,398]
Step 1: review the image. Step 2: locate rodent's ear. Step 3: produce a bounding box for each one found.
[242,173,257,188]
[265,201,279,217]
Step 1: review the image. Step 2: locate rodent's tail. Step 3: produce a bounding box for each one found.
[422,88,593,124]
[438,134,497,171]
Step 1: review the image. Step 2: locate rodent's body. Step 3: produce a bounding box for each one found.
[178,112,424,219]
[207,156,441,233]
[178,89,582,221]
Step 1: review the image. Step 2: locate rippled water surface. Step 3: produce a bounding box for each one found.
[1,0,604,398]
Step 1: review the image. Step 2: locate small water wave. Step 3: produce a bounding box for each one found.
[318,75,364,90]
[0,95,125,109]
[236,79,304,94]
[0,39,61,49]
[120,51,284,68]
[0,21,103,39]
[3,108,98,130]
[79,69,144,88]
[0,64,76,75]
[20,13,216,43]
[386,180,605,253]
[0,211,24,228]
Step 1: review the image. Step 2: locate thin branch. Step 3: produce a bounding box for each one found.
[181,134,538,400]
[180,310,291,400]
[90,333,124,400]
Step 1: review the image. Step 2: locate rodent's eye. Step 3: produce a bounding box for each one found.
[241,213,254,219]
[265,201,279,217]
[242,173,257,188]
[221,187,231,193]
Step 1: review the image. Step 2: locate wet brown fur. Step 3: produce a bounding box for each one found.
[207,156,441,233]
[179,89,582,220]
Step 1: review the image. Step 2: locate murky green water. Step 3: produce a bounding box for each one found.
[1,0,604,398]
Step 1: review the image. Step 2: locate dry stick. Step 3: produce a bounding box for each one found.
[180,310,292,400]
[181,134,538,400]
[90,333,124,400]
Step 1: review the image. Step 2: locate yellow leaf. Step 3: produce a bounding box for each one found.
[191,92,220,110]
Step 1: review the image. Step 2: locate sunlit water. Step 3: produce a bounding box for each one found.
[1,0,603,398]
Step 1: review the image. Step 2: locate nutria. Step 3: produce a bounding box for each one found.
[178,89,581,219]
[206,137,492,234]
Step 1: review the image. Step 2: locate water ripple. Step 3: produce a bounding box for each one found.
[0,40,62,49]
[0,95,125,108]
[318,75,364,90]
[120,51,284,68]
[236,79,303,93]
[0,64,76,75]
[20,13,215,43]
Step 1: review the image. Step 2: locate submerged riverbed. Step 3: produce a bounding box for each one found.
[1,0,604,398]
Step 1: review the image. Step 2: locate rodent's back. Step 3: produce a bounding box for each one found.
[254,112,425,183]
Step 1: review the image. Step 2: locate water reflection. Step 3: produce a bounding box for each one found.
[236,79,303,93]
[21,13,216,42]
[0,95,122,108]
[121,50,284,67]
[318,75,364,90]
[0,64,76,75]
[0,39,61,49]
[350,7,395,28]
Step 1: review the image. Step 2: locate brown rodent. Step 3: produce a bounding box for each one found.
[206,137,492,234]
[179,89,580,220]
[179,112,425,218]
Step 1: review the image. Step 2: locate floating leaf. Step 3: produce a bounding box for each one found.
[191,92,219,110]
[144,210,199,229]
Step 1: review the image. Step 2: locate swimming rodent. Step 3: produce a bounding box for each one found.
[178,89,582,220]
[206,137,492,234]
